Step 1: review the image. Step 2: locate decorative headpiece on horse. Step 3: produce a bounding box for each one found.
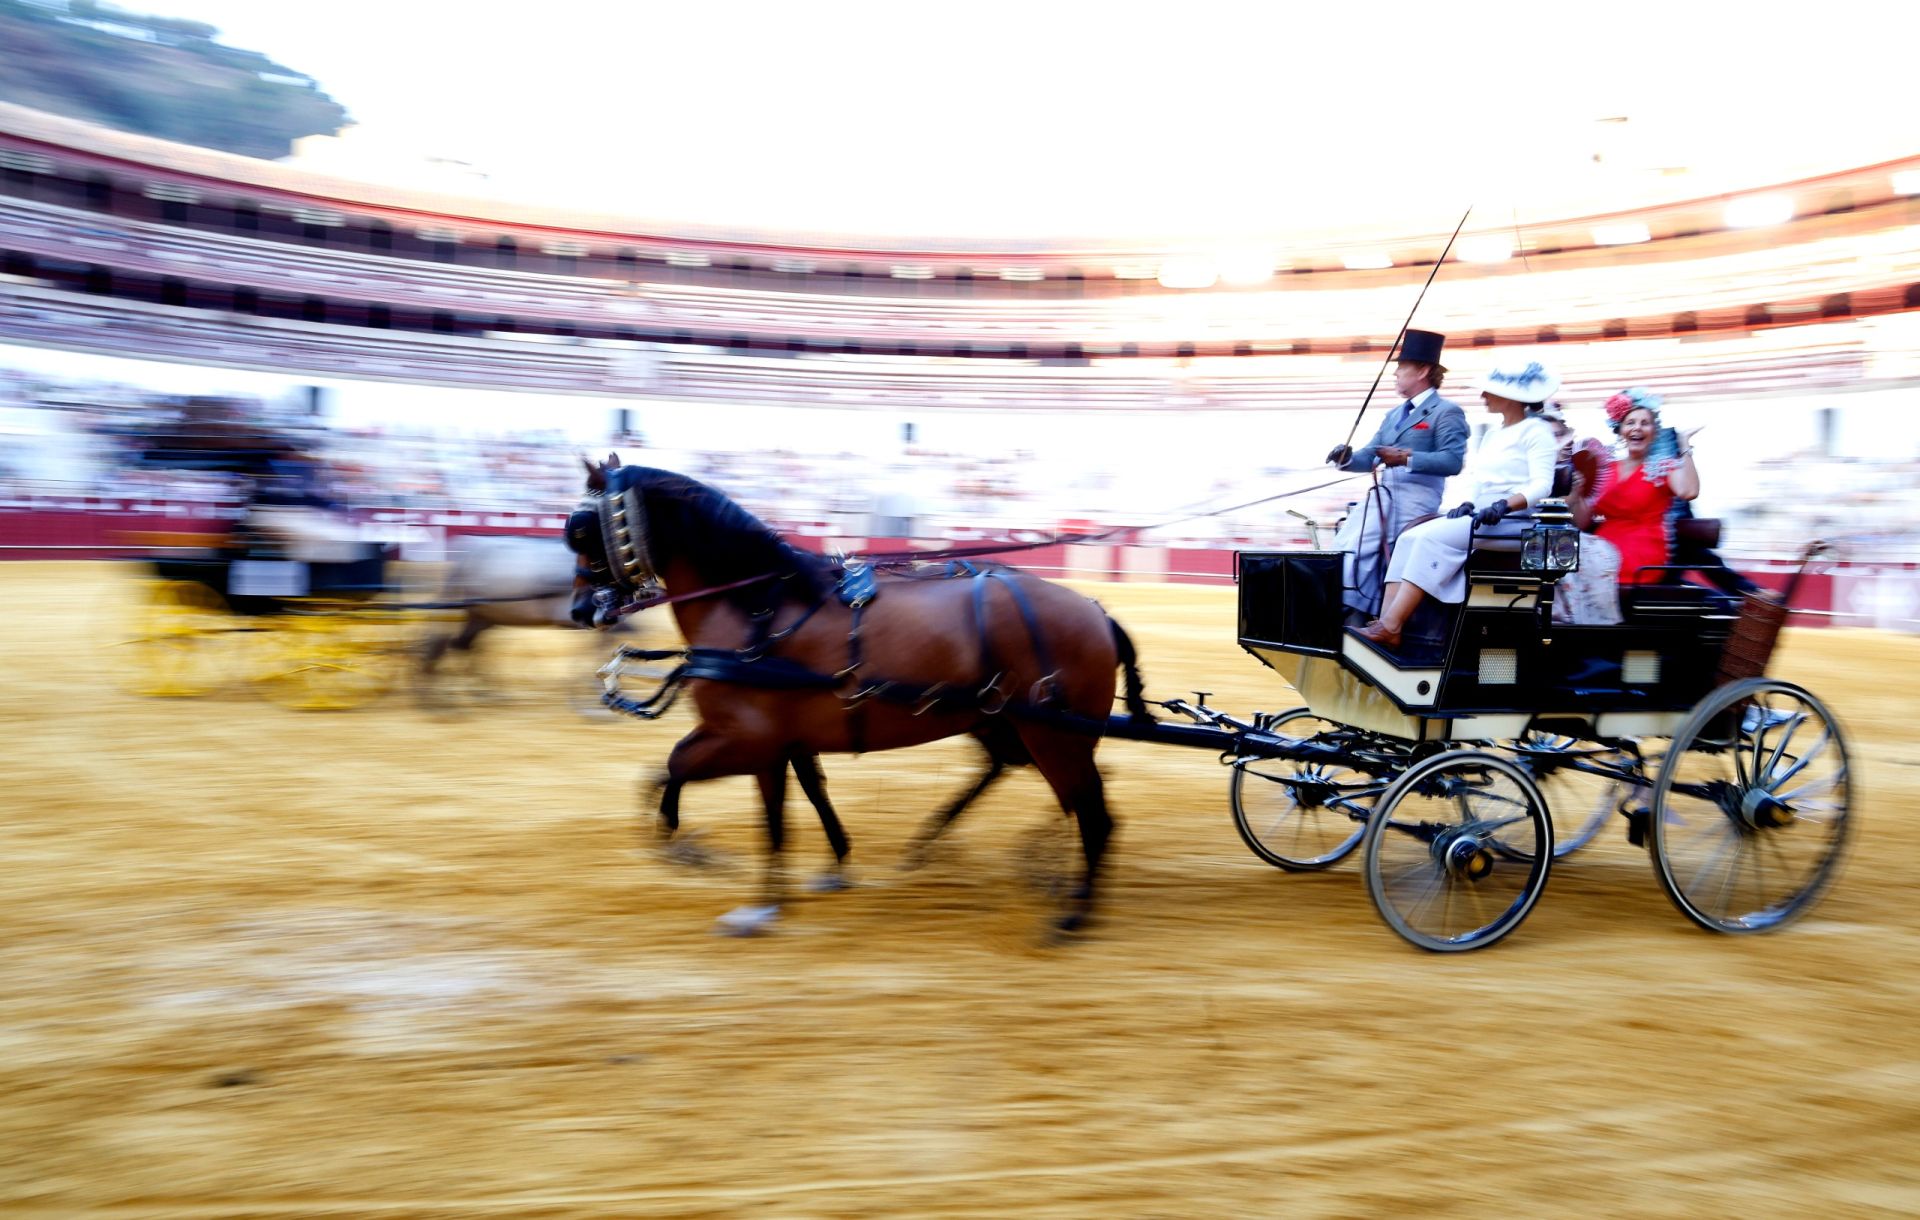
[567,461,663,603]
[1604,386,1663,431]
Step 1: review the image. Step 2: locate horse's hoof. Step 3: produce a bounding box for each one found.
[660,839,720,869]
[806,870,852,894]
[1051,909,1095,939]
[714,905,781,937]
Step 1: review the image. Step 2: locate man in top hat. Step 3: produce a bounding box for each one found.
[1324,328,1470,619]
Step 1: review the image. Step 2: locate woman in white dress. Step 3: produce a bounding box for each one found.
[1355,358,1561,649]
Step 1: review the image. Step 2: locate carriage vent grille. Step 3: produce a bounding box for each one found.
[1623,651,1662,684]
[1478,649,1518,684]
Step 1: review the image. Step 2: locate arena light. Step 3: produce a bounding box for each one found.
[1724,194,1795,229]
[1341,250,1393,270]
[998,266,1046,282]
[664,251,711,268]
[1157,258,1218,289]
[770,258,815,273]
[1454,235,1513,264]
[1593,222,1652,246]
[889,265,934,280]
[1892,170,1920,196]
[1111,262,1160,279]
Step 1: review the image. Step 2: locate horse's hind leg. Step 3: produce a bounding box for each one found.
[900,747,1007,871]
[1019,728,1114,935]
[790,751,854,892]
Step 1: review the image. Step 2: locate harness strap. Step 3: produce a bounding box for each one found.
[976,570,1062,707]
[681,648,841,690]
[844,599,869,754]
[741,579,826,660]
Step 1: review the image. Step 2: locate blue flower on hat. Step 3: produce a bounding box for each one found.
[1488,362,1551,389]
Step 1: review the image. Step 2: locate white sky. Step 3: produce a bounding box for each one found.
[124,0,1920,242]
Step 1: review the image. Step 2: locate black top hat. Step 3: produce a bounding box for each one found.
[1398,329,1446,366]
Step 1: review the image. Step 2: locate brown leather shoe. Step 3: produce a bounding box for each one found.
[1355,620,1402,649]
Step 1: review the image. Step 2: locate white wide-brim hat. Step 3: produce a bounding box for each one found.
[1475,358,1561,404]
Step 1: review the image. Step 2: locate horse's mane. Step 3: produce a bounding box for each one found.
[618,466,834,604]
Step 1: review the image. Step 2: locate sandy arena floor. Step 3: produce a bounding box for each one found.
[1,562,1916,1217]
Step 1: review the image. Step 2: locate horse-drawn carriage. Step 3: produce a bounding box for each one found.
[116,535,422,711]
[578,460,1849,950]
[1116,511,1849,951]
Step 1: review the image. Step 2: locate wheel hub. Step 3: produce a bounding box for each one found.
[1439,835,1496,881]
[1740,787,1795,829]
[1292,776,1337,808]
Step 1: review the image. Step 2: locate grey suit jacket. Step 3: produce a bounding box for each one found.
[1339,392,1470,525]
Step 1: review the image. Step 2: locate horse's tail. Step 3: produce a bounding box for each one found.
[1108,616,1152,722]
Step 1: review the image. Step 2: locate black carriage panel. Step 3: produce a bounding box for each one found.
[1435,614,1730,714]
[149,545,390,615]
[1237,550,1344,657]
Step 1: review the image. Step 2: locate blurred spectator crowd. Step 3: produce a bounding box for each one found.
[2,364,1916,560]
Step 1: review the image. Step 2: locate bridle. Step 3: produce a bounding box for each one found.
[568,479,664,616]
[567,477,783,625]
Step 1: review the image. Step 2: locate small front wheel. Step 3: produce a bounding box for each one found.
[1363,750,1553,951]
[1228,709,1380,871]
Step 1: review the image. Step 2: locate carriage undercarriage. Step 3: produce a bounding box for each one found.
[113,543,427,710]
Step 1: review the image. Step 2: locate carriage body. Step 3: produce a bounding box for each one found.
[1235,544,1737,744]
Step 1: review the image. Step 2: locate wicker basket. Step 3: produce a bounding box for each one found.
[1715,592,1790,685]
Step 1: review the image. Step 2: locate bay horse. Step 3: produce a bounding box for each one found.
[420,532,861,867]
[566,456,1149,935]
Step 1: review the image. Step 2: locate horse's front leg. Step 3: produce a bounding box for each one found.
[649,729,723,868]
[650,775,720,868]
[790,751,854,892]
[714,762,790,937]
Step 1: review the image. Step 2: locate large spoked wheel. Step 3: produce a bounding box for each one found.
[1505,731,1639,860]
[1228,709,1382,871]
[1650,679,1852,933]
[1363,750,1554,952]
[116,578,235,697]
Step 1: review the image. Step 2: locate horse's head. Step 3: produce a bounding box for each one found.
[565,453,661,627]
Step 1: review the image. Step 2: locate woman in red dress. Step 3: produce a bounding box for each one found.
[1569,388,1699,584]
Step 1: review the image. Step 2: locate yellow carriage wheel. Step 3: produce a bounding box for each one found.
[115,579,236,698]
[251,600,417,712]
